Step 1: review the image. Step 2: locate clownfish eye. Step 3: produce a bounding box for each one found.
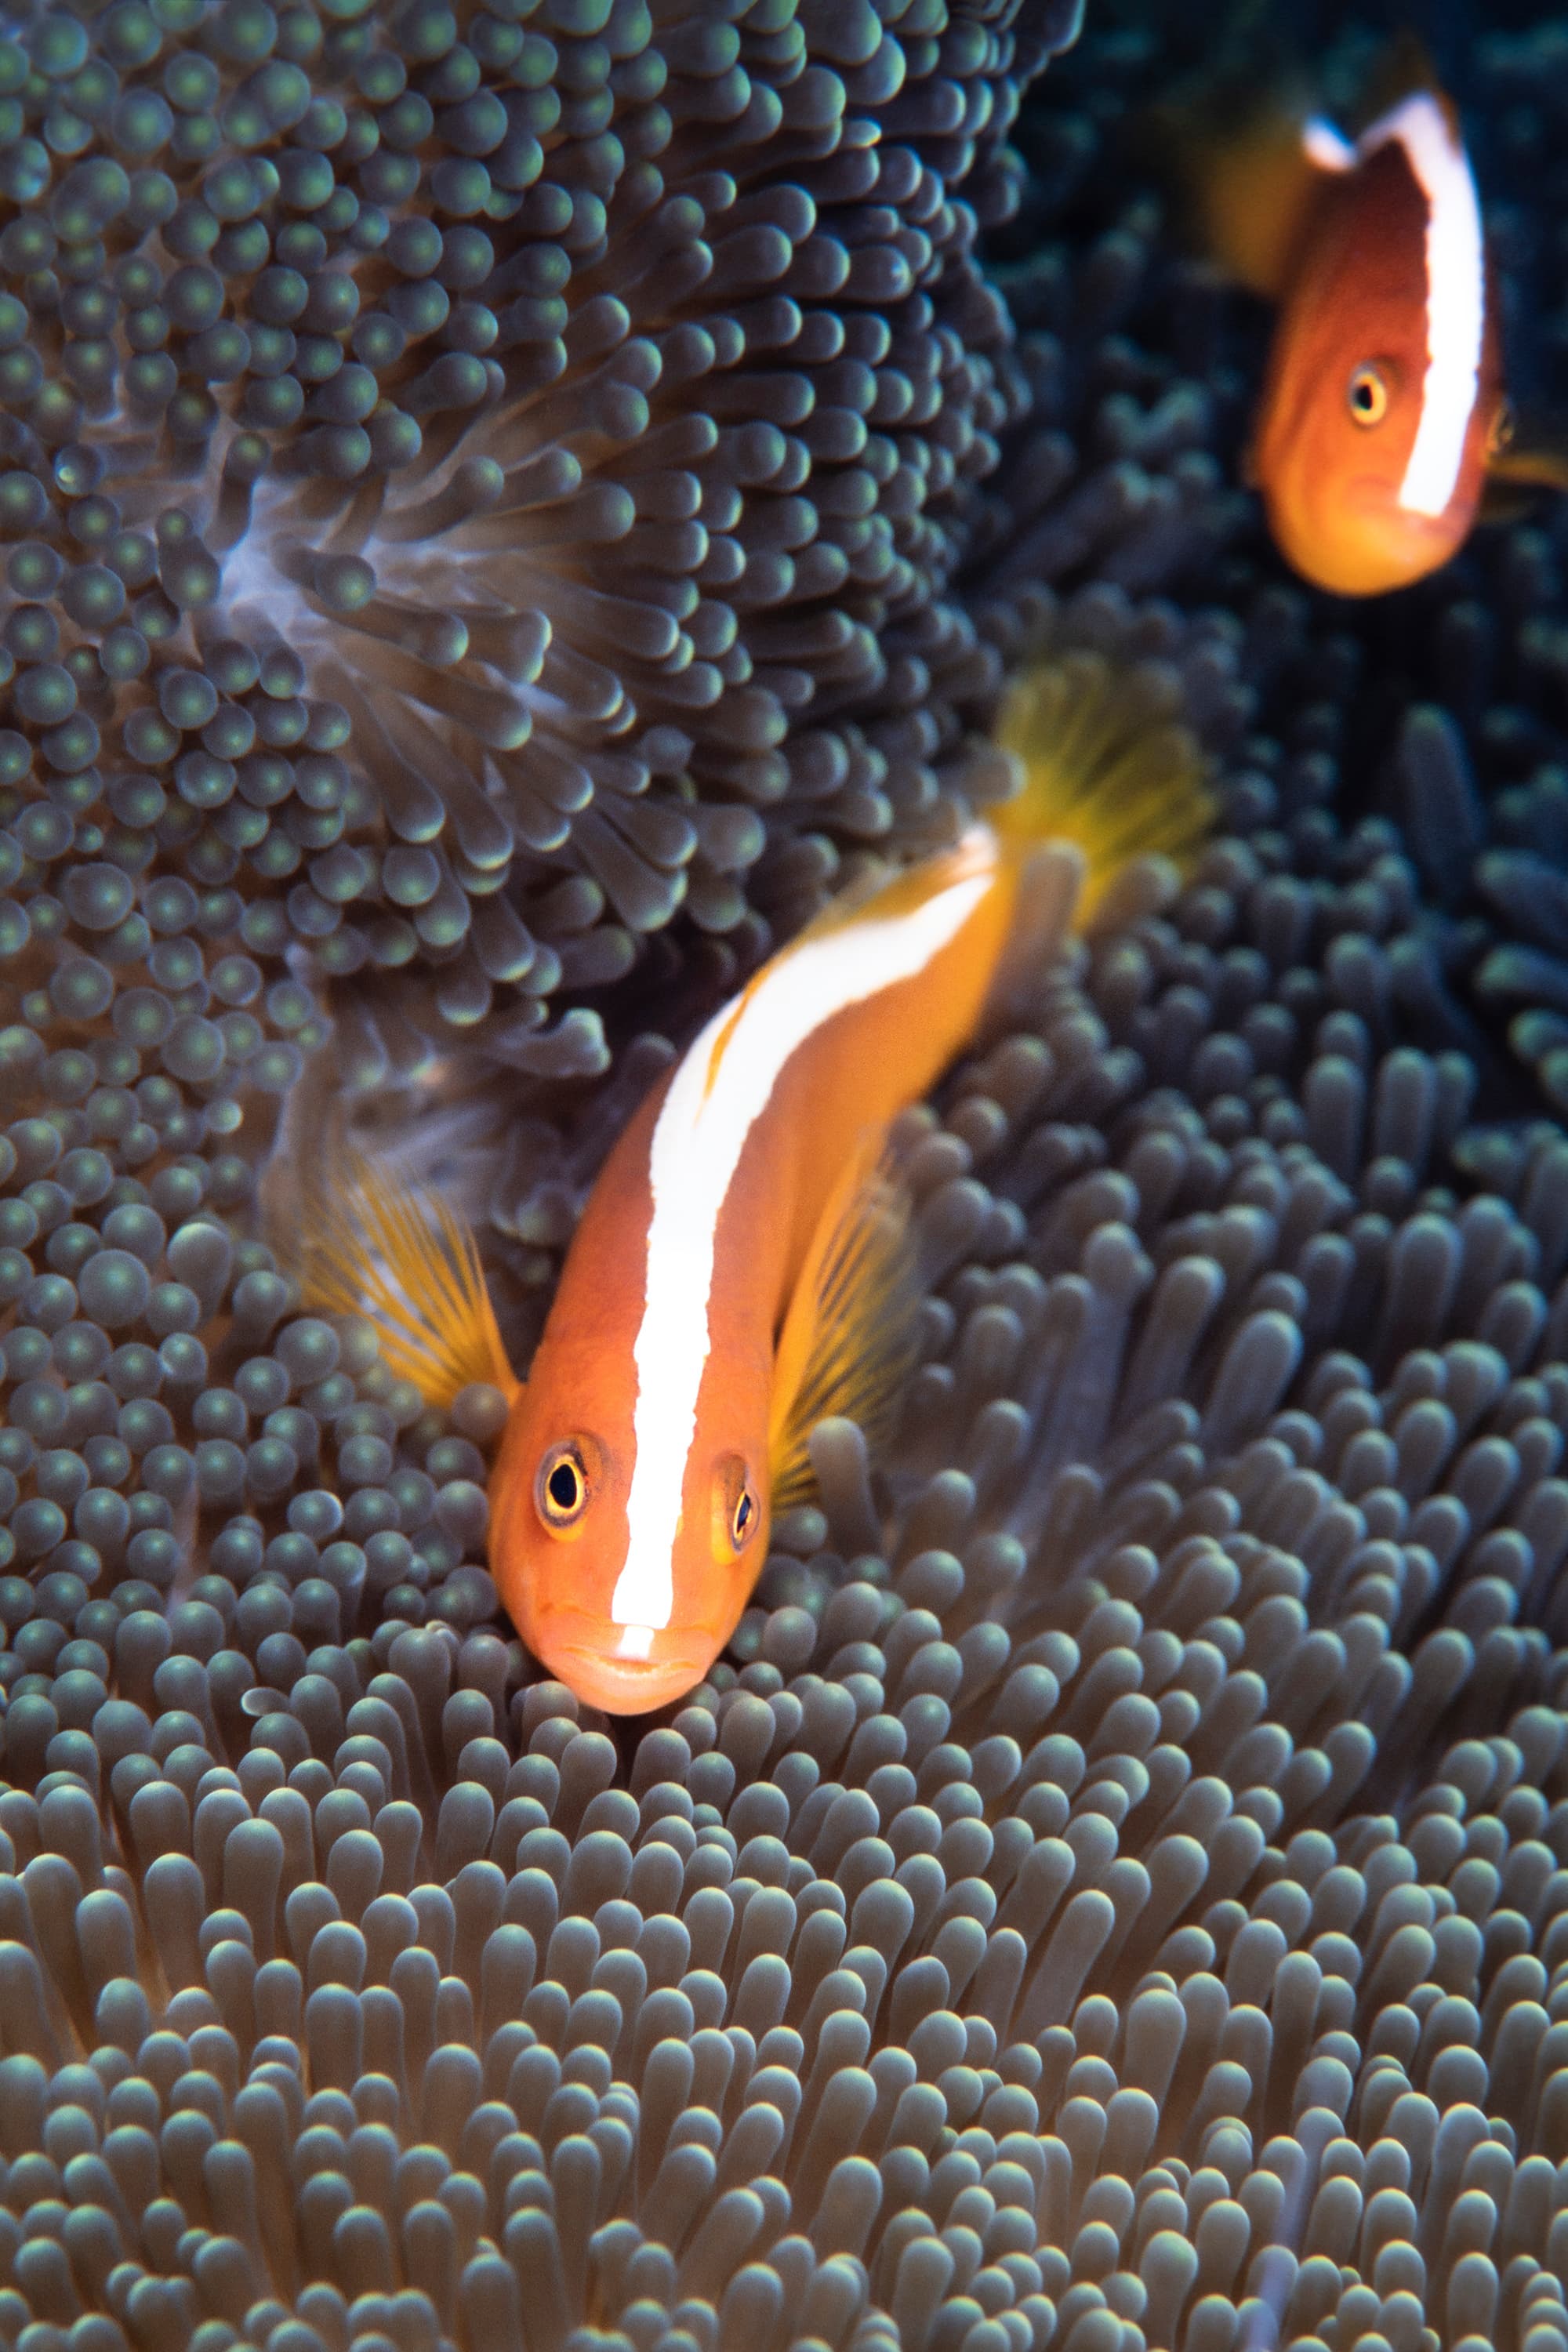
[536,1442,589,1530]
[713,1455,758,1558]
[1347,363,1389,426]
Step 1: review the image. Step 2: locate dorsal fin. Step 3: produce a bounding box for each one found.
[296,1149,520,1411]
[768,1142,920,1520]
[1356,31,1446,132]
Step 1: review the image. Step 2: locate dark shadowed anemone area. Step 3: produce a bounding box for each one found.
[5,5,1568,2352]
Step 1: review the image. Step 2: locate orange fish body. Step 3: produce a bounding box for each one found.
[295,655,1210,1716]
[491,833,1021,1712]
[1243,91,1505,596]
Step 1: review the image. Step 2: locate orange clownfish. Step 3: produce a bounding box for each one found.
[1193,69,1563,597]
[298,656,1210,1714]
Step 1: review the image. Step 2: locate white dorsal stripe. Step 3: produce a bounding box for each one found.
[1302,117,1355,173]
[609,827,1000,1633]
[1357,92,1484,520]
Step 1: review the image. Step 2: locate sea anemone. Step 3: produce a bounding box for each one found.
[5,3,1568,2352]
[0,0,1087,1092]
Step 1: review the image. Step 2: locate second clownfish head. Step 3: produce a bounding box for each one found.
[1249,93,1504,597]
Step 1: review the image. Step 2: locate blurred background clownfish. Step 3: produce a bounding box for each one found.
[1163,29,1568,597]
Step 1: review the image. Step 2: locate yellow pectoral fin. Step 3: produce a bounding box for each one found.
[768,1140,921,1520]
[1478,476,1546,527]
[1188,105,1330,299]
[296,1149,519,1412]
[1487,439,1568,499]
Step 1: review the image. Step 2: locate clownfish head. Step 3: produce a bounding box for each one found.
[1253,347,1484,597]
[1248,90,1501,598]
[489,1368,770,1715]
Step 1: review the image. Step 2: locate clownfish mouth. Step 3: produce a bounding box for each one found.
[535,1609,716,1714]
[1340,472,1397,512]
[1267,468,1468,598]
[1334,473,1473,548]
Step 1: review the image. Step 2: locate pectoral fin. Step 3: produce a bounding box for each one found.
[1185,101,1338,299]
[1487,429,1568,499]
[1138,29,1331,303]
[1478,477,1544,526]
[768,1142,920,1519]
[296,1149,519,1410]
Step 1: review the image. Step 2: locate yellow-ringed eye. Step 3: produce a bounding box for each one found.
[1347,363,1389,426]
[536,1442,588,1530]
[712,1455,758,1559]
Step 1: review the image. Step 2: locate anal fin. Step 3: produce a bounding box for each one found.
[296,1148,520,1412]
[768,1140,921,1521]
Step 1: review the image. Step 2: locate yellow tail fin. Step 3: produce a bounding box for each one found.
[991,652,1214,924]
[296,1149,519,1411]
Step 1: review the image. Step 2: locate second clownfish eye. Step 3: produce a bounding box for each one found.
[712,1455,758,1558]
[536,1442,589,1530]
[1347,362,1390,426]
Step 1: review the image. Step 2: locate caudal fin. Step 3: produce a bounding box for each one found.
[990,651,1213,925]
